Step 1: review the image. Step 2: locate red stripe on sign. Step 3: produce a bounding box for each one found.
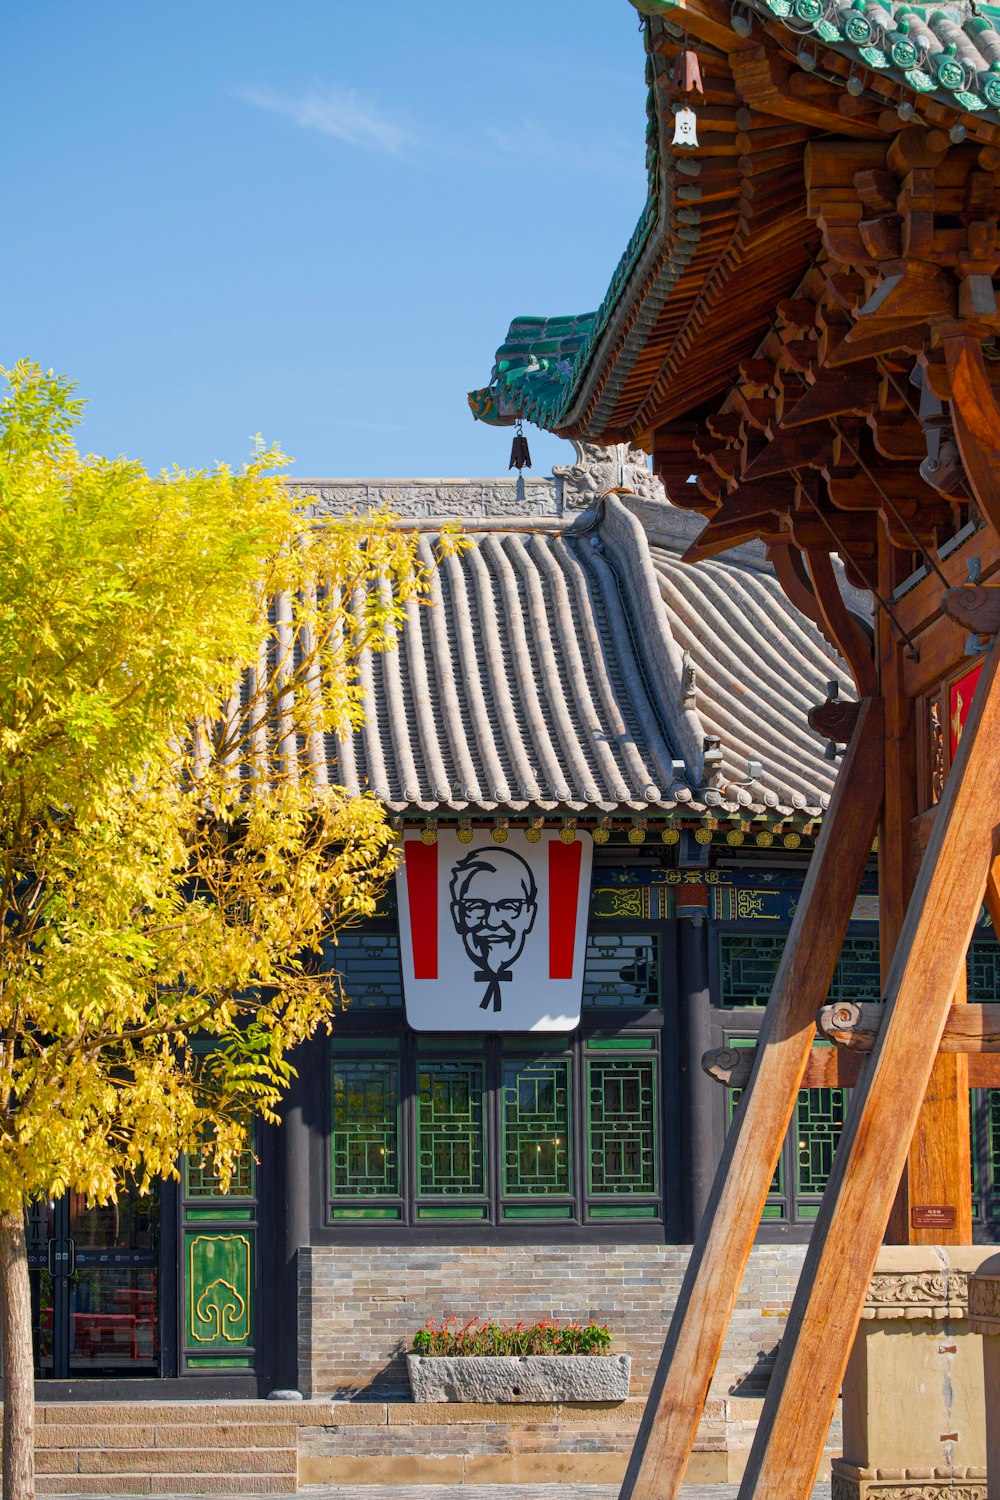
[404,841,438,979]
[548,839,583,979]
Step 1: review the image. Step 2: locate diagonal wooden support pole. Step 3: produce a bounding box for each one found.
[739,638,1000,1499]
[618,696,884,1500]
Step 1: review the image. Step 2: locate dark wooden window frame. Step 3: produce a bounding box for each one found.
[310,913,683,1245]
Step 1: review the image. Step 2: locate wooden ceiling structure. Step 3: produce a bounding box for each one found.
[471,1,1000,1495]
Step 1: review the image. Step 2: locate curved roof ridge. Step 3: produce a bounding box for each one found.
[649,547,843,800]
[599,492,707,780]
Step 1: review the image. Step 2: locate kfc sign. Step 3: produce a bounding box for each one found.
[397,830,594,1032]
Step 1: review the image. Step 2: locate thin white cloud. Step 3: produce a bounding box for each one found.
[238,85,412,157]
[484,119,637,181]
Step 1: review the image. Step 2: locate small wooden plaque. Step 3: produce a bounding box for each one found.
[911,1204,958,1229]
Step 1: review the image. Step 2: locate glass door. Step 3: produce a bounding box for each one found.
[28,1190,160,1378]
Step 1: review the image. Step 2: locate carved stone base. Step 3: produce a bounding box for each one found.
[840,1248,995,1500]
[831,1459,987,1499]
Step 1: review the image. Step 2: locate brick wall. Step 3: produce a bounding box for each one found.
[297,1243,806,1399]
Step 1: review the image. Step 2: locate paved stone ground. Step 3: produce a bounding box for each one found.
[49,1488,835,1499]
[301,1487,834,1500]
[305,1487,833,1499]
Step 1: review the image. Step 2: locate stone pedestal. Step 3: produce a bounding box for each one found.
[832,1247,995,1500]
[968,1253,1000,1500]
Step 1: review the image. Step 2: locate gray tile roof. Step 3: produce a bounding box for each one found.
[326,492,848,819]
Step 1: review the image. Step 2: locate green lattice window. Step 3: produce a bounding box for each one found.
[729,1045,783,1216]
[583,934,659,1007]
[417,1060,485,1197]
[971,1088,1000,1225]
[185,1150,254,1200]
[968,937,1000,1001]
[331,1060,400,1198]
[795,1087,846,1217]
[184,1122,255,1199]
[326,931,403,1009]
[718,932,881,1008]
[827,937,882,1005]
[501,1059,571,1197]
[728,1040,845,1223]
[586,1056,658,1197]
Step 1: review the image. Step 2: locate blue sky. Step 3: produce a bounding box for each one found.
[6,2,649,479]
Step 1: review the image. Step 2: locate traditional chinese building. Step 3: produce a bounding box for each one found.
[27,455,886,1443]
[470,3,1000,1495]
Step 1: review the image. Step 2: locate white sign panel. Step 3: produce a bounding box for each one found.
[396,830,594,1032]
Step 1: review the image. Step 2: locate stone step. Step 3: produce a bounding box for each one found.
[35,1474,295,1495]
[37,1423,298,1451]
[39,1403,297,1426]
[39,1446,297,1476]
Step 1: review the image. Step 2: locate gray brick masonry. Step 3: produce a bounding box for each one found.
[297,1244,806,1400]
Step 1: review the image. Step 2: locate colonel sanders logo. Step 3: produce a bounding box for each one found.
[396,830,593,1032]
[449,848,538,1012]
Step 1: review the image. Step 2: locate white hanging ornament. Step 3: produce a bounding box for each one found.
[672,106,699,148]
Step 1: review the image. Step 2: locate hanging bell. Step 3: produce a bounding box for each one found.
[509,421,532,472]
[673,48,704,95]
[672,106,699,149]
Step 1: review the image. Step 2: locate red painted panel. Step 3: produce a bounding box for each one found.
[949,663,983,760]
[405,841,438,979]
[548,840,583,980]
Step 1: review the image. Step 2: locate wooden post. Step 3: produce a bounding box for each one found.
[877,529,919,1243]
[875,516,973,1247]
[907,965,972,1246]
[739,640,1000,1500]
[618,697,884,1500]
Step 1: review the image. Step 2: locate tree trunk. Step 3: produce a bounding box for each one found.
[0,1207,34,1500]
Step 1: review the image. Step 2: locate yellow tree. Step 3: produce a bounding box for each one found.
[0,363,444,1500]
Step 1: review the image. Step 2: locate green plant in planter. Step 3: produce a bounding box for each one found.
[412,1316,612,1357]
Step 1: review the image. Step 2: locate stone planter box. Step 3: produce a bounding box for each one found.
[406,1352,631,1403]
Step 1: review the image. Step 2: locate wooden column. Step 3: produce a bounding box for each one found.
[739,639,1000,1500]
[906,969,972,1243]
[618,697,884,1500]
[878,529,972,1244]
[278,1040,313,1394]
[678,915,715,1236]
[877,534,919,1242]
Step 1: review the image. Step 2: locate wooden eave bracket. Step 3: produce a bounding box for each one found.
[807,692,860,744]
[781,365,880,428]
[942,583,1000,637]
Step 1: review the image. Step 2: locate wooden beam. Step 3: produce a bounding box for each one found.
[618,697,884,1500]
[817,1000,1000,1052]
[737,641,1000,1500]
[877,533,918,1243]
[892,526,1000,642]
[942,331,1000,537]
[804,547,879,698]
